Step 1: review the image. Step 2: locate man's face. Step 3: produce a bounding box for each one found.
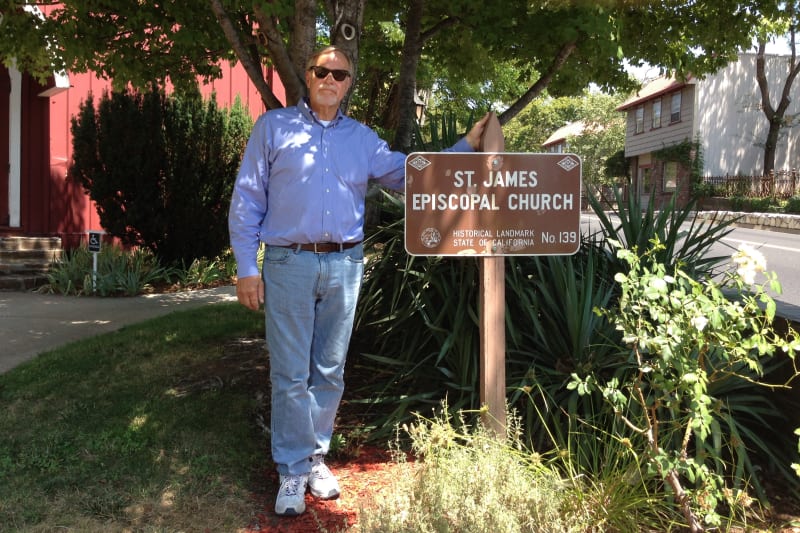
[305,51,352,112]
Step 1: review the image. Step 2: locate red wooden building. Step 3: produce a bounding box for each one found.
[1,7,281,248]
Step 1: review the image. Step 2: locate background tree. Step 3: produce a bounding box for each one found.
[753,0,800,175]
[566,92,626,188]
[503,90,625,187]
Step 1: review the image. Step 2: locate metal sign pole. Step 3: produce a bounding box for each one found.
[87,231,103,293]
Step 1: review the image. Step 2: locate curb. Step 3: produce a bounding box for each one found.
[695,211,800,235]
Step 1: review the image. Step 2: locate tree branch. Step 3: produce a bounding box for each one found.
[420,16,460,46]
[776,27,800,118]
[497,40,577,126]
[756,41,775,120]
[207,0,283,110]
[251,3,307,105]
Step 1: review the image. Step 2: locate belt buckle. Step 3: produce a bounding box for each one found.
[311,242,344,253]
[313,242,336,253]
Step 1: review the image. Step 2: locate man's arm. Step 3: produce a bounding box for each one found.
[229,115,270,311]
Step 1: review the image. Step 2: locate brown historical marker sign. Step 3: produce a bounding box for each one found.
[405,152,582,256]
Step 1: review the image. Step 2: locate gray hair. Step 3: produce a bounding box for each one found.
[305,45,354,73]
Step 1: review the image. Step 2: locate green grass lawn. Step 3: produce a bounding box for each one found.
[0,303,268,532]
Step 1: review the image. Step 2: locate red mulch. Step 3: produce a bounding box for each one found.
[182,336,413,532]
[242,446,410,533]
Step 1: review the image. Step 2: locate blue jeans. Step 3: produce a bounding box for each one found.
[262,244,364,475]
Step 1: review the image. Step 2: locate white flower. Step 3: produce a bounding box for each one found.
[691,315,709,332]
[649,277,668,291]
[731,243,767,285]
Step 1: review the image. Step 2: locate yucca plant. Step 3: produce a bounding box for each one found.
[44,246,93,295]
[411,109,476,152]
[355,184,746,447]
[353,192,482,437]
[587,185,737,278]
[504,238,628,450]
[42,244,175,296]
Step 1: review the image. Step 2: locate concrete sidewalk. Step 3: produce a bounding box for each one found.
[0,285,238,374]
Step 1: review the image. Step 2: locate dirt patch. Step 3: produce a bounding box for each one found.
[174,337,410,531]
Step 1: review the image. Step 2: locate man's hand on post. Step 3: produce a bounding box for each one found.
[236,275,264,311]
[465,112,493,151]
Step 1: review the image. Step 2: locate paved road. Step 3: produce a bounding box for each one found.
[0,286,238,374]
[580,213,800,324]
[709,226,800,321]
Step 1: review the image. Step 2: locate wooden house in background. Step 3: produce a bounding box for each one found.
[616,52,799,208]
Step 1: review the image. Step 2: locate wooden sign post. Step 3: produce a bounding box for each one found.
[478,113,507,437]
[480,252,506,436]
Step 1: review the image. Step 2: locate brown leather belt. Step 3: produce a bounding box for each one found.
[278,242,361,253]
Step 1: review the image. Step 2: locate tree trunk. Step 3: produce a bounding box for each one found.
[214,0,367,110]
[763,119,780,176]
[393,0,425,153]
[208,0,284,110]
[326,0,366,112]
[755,33,800,176]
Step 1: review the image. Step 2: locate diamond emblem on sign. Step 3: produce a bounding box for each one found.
[409,155,432,171]
[557,156,579,172]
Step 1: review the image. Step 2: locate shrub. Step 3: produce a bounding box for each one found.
[353,406,674,532]
[573,239,800,529]
[69,87,252,265]
[42,244,175,296]
[728,195,783,213]
[784,196,800,214]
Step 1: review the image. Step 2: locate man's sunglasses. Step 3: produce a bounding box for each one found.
[308,66,351,82]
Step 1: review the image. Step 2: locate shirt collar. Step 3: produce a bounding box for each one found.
[298,97,344,126]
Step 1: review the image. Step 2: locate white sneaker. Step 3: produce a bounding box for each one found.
[308,454,340,499]
[275,473,308,516]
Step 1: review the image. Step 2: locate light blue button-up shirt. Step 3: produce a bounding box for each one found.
[228,98,473,278]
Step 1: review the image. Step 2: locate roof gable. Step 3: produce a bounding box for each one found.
[617,76,692,111]
[542,121,586,147]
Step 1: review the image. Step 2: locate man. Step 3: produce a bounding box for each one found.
[228,45,488,516]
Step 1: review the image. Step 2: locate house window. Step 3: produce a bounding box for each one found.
[663,161,678,191]
[639,166,653,197]
[635,105,644,133]
[652,98,661,129]
[670,91,681,123]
